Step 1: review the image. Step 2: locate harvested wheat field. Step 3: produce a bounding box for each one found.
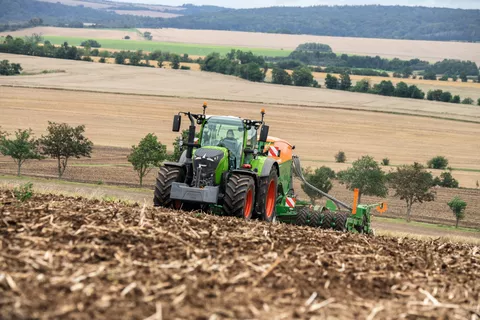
[1,54,480,123]
[0,191,478,320]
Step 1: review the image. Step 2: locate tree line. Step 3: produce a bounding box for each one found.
[302,154,468,228]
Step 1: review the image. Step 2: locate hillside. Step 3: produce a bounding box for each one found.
[1,0,479,42]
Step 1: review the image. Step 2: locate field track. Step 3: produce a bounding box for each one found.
[1,191,478,319]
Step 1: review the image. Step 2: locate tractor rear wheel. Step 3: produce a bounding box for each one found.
[223,174,256,219]
[322,210,334,229]
[309,211,322,228]
[154,166,184,208]
[334,212,348,232]
[295,207,309,226]
[257,167,278,222]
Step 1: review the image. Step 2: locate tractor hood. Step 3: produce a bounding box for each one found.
[192,147,228,187]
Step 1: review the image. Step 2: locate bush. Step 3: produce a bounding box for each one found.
[99,57,106,63]
[335,151,346,163]
[381,158,390,165]
[461,97,474,105]
[13,182,33,202]
[124,36,130,40]
[80,39,101,48]
[180,65,191,70]
[439,91,452,102]
[325,73,338,89]
[427,156,448,169]
[0,60,22,75]
[292,67,314,86]
[450,95,461,103]
[433,172,459,188]
[272,67,292,85]
[82,56,93,62]
[478,98,480,106]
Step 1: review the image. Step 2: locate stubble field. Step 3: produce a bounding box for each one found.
[1,191,479,320]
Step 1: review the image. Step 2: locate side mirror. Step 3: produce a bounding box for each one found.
[259,125,269,142]
[172,115,181,132]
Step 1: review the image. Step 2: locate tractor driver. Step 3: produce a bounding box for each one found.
[220,129,241,166]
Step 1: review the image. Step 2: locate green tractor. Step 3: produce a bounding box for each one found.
[154,104,386,233]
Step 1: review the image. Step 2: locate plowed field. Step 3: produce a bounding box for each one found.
[0,191,478,319]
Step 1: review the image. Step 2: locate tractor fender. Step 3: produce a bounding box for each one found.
[260,158,280,177]
[163,161,187,169]
[230,169,259,182]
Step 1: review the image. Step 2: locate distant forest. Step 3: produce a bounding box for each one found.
[1,0,480,42]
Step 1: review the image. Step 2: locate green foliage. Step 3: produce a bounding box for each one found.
[301,166,335,204]
[339,72,352,90]
[80,39,101,48]
[478,98,480,106]
[295,43,332,53]
[13,182,33,202]
[381,158,390,166]
[180,65,191,70]
[447,196,467,228]
[39,122,93,178]
[272,67,292,85]
[337,156,388,202]
[321,67,389,77]
[439,74,449,81]
[427,89,443,101]
[423,70,437,80]
[408,85,425,99]
[433,172,459,188]
[143,31,153,41]
[427,156,448,169]
[292,67,313,87]
[325,74,338,89]
[0,60,22,75]
[439,91,452,103]
[99,57,106,63]
[200,50,266,82]
[451,95,461,104]
[388,163,436,221]
[171,55,180,69]
[334,151,346,163]
[128,133,167,186]
[394,82,409,98]
[371,80,395,96]
[124,36,131,40]
[459,71,468,82]
[0,129,43,176]
[461,97,474,105]
[351,79,370,93]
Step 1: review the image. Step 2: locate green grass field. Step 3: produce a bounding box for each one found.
[42,36,292,57]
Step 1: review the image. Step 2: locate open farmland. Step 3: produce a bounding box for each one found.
[1,191,479,320]
[3,27,480,64]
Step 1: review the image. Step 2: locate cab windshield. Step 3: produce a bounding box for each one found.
[201,117,244,167]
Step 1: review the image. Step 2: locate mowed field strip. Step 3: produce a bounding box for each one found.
[2,27,480,64]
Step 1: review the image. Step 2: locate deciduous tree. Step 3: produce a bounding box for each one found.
[337,156,388,203]
[388,163,436,222]
[447,196,467,228]
[128,133,167,186]
[0,129,43,176]
[40,122,93,178]
[301,166,335,204]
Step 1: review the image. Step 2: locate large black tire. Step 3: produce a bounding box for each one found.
[295,207,309,226]
[153,166,184,208]
[334,212,348,232]
[322,210,334,229]
[309,211,322,228]
[257,167,278,222]
[223,174,256,219]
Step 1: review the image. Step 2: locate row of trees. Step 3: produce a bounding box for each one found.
[0,123,93,178]
[0,60,22,75]
[426,89,476,105]
[200,51,267,82]
[302,156,467,227]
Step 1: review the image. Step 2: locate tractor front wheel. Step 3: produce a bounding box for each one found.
[224,174,256,219]
[154,166,184,208]
[257,167,278,222]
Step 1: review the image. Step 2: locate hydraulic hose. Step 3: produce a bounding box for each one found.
[292,155,352,211]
